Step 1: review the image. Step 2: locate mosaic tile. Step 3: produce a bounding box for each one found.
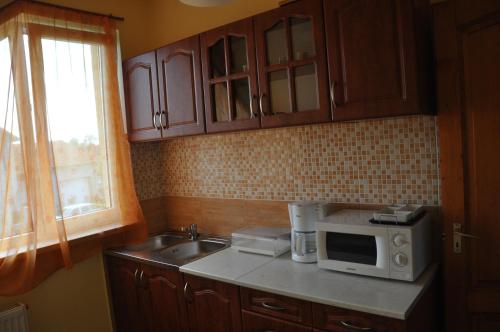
[131,115,440,205]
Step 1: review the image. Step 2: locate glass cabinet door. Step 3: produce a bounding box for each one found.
[201,18,260,133]
[255,0,330,128]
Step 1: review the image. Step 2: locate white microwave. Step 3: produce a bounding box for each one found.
[316,209,431,281]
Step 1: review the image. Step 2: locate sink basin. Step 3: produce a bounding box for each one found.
[158,239,227,263]
[124,234,184,252]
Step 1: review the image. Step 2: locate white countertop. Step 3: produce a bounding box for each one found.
[180,248,438,320]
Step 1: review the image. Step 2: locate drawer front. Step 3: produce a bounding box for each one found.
[241,288,312,325]
[243,310,312,332]
[312,303,406,332]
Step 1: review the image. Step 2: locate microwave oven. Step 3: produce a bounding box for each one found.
[316,209,431,281]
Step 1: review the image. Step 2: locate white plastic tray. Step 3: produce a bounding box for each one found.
[373,204,424,223]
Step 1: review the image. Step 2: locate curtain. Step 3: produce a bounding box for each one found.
[0,0,147,295]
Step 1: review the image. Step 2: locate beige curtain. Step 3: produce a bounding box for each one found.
[0,0,146,295]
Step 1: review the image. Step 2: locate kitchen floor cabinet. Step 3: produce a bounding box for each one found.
[254,0,331,128]
[123,52,162,142]
[323,0,434,121]
[242,310,313,332]
[106,256,187,332]
[201,18,261,133]
[183,274,243,332]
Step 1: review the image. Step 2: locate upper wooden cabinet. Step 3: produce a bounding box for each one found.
[324,0,434,121]
[254,0,331,128]
[455,0,500,24]
[156,36,206,138]
[124,52,162,142]
[201,18,261,133]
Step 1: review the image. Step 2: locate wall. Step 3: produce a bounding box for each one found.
[132,115,440,205]
[0,255,112,332]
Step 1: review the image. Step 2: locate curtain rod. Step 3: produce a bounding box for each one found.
[0,0,125,22]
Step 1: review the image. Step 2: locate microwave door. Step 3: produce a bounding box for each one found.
[317,228,390,278]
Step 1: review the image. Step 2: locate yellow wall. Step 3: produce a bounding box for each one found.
[0,255,113,332]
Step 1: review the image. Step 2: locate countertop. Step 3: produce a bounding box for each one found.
[180,248,438,320]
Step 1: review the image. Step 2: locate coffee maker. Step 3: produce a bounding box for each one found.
[288,201,326,263]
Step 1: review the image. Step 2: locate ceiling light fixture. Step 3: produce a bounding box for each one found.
[179,0,235,7]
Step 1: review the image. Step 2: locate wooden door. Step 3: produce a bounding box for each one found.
[254,0,330,128]
[434,1,500,331]
[106,257,142,332]
[201,18,261,133]
[242,310,312,332]
[324,0,431,121]
[183,274,242,332]
[138,264,187,332]
[156,36,206,138]
[123,51,162,141]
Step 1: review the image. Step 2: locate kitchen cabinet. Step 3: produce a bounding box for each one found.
[183,274,243,332]
[242,310,313,332]
[254,0,331,128]
[156,36,206,138]
[106,256,187,332]
[455,0,500,24]
[323,0,434,121]
[201,18,261,133]
[123,52,161,142]
[106,256,143,332]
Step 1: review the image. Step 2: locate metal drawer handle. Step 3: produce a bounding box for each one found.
[153,111,161,130]
[184,282,193,303]
[161,110,167,129]
[133,268,139,285]
[330,82,337,109]
[261,302,286,311]
[340,320,373,331]
[139,270,145,288]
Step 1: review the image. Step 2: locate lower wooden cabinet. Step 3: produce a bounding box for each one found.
[106,256,187,332]
[242,310,313,332]
[183,274,242,332]
[106,255,436,332]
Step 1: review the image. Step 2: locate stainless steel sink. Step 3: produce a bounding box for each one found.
[124,234,184,252]
[159,239,227,262]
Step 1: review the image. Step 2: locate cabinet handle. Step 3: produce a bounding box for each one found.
[339,321,373,331]
[138,270,145,288]
[259,93,268,117]
[261,302,286,311]
[133,268,139,285]
[330,82,337,109]
[153,111,161,130]
[184,282,193,303]
[161,110,167,129]
[251,95,259,119]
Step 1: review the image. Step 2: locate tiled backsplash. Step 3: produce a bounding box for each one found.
[131,115,440,205]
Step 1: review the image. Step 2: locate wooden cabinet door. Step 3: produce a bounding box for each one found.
[324,0,431,121]
[254,0,330,128]
[156,36,206,138]
[123,52,162,142]
[183,274,242,332]
[242,310,312,332]
[201,18,261,133]
[138,264,188,332]
[106,257,142,332]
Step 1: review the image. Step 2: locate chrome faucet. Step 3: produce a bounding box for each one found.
[181,224,198,240]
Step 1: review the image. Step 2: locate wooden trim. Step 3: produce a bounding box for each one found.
[0,0,124,22]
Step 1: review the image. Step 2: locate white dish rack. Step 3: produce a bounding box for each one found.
[373,204,424,223]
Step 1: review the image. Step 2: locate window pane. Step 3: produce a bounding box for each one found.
[232,78,251,120]
[211,82,230,122]
[209,38,226,78]
[229,36,247,74]
[269,70,291,114]
[265,20,288,65]
[290,17,315,60]
[294,64,319,111]
[0,37,31,236]
[41,39,110,219]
